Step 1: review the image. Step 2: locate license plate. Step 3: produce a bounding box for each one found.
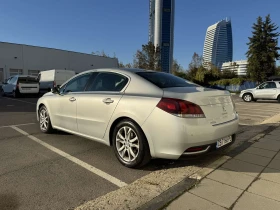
[216,136,232,148]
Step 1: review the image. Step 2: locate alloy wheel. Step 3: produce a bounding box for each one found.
[116,126,139,162]
[244,94,252,102]
[39,108,49,131]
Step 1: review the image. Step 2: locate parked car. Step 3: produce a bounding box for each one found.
[38,69,75,94]
[2,75,39,97]
[239,81,280,102]
[36,68,239,168]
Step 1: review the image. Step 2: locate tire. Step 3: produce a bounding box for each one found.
[112,119,151,168]
[12,90,20,98]
[38,105,54,133]
[1,89,5,97]
[242,93,253,102]
[278,95,280,103]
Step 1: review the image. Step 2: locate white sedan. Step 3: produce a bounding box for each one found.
[36,68,239,168]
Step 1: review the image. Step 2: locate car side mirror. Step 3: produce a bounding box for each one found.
[51,87,60,94]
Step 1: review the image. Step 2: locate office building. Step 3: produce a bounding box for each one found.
[0,42,118,82]
[203,19,233,69]
[221,60,248,76]
[149,0,175,73]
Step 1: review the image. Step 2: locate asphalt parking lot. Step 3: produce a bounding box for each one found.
[0,96,153,209]
[0,95,211,210]
[233,95,280,125]
[0,95,279,209]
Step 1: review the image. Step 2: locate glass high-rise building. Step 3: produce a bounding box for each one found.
[203,19,233,69]
[149,0,175,73]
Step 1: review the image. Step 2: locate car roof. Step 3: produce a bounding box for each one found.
[80,68,155,75]
[18,75,37,78]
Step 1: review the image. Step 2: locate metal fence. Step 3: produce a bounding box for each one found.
[213,81,257,92]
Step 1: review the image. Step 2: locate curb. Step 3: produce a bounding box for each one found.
[138,156,231,210]
[139,124,279,210]
[74,125,279,210]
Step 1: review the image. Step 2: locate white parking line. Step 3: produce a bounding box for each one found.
[235,102,279,106]
[0,123,36,129]
[236,108,280,113]
[4,97,37,105]
[11,126,127,188]
[239,113,272,118]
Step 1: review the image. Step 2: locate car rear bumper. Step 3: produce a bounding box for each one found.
[142,108,239,159]
[20,90,39,94]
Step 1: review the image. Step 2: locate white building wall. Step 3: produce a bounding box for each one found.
[221,60,248,76]
[0,42,119,81]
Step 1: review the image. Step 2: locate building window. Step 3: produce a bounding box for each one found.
[10,69,23,76]
[163,8,171,12]
[28,70,40,76]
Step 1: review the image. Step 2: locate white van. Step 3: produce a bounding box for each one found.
[38,69,75,94]
[2,75,39,97]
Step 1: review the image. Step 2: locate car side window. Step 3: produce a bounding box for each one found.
[63,73,92,93]
[259,82,269,89]
[268,82,276,88]
[86,72,129,92]
[9,77,17,84]
[6,78,12,84]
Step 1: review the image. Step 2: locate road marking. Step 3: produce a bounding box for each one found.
[4,97,37,105]
[237,106,280,110]
[237,108,280,113]
[11,126,127,188]
[237,109,280,114]
[0,123,35,129]
[239,113,271,118]
[235,102,278,105]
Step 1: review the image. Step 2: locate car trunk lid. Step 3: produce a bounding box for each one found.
[163,87,236,125]
[18,77,39,93]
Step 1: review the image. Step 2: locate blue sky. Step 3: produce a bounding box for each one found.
[0,0,279,69]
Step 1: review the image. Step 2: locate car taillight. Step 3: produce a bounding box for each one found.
[157,98,205,118]
[16,81,19,89]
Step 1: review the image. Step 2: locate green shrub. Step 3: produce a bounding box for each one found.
[211,78,245,86]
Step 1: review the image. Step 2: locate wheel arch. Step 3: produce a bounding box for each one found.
[37,103,46,120]
[37,102,53,122]
[242,92,254,99]
[108,116,154,156]
[277,94,280,102]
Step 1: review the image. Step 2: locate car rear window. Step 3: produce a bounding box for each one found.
[18,77,38,84]
[136,72,199,88]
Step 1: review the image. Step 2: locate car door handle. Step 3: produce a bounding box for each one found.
[69,97,76,102]
[103,98,114,104]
